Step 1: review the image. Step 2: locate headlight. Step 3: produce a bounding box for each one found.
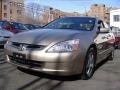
[47,39,80,53]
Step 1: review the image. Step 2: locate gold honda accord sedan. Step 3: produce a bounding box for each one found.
[4,17,115,79]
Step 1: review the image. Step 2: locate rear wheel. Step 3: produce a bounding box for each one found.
[81,48,96,80]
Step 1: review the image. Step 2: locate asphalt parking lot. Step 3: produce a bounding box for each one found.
[0,48,120,90]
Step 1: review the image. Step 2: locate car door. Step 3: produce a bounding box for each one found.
[95,20,113,63]
[3,22,11,31]
[103,22,115,53]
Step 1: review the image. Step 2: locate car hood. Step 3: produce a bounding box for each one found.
[0,29,14,37]
[9,29,87,46]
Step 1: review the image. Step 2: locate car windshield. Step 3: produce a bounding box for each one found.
[11,22,28,30]
[44,17,95,31]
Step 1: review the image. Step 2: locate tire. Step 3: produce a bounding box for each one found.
[108,50,114,61]
[81,48,96,80]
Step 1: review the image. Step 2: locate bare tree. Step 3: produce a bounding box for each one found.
[24,3,45,25]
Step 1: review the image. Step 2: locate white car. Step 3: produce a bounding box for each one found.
[0,29,14,46]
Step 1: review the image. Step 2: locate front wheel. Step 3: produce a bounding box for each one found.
[81,48,96,80]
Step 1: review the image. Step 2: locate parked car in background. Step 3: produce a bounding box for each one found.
[0,28,14,46]
[34,25,42,29]
[24,24,36,30]
[24,24,42,30]
[10,22,29,33]
[5,17,115,80]
[111,26,120,48]
[0,20,17,33]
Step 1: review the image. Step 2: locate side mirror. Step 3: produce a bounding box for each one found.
[100,28,109,33]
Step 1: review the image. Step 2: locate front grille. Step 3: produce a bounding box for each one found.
[9,56,44,68]
[12,42,45,50]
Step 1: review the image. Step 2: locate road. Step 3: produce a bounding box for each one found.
[0,48,120,90]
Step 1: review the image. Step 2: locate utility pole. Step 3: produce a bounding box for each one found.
[85,7,88,16]
[48,7,53,22]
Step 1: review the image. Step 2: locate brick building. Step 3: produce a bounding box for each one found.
[0,0,24,23]
[42,7,81,24]
[88,4,110,23]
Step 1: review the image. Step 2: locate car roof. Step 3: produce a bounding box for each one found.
[61,16,99,19]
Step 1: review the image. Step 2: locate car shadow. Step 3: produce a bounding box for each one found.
[18,58,110,81]
[17,77,42,90]
[16,77,63,90]
[18,67,81,81]
[95,58,109,71]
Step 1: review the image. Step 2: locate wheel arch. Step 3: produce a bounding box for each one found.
[88,44,97,62]
[81,43,98,79]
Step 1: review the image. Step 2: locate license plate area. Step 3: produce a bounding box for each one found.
[13,52,26,59]
[11,53,43,68]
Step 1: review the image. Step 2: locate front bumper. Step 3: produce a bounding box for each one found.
[4,44,85,76]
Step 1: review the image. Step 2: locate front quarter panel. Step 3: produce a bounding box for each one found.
[70,31,96,73]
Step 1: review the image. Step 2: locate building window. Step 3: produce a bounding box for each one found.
[4,5,7,10]
[114,15,120,22]
[17,3,22,7]
[17,10,22,15]
[4,13,7,18]
[10,2,13,7]
[14,2,17,6]
[10,9,12,14]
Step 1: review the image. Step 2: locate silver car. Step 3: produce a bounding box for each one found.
[0,29,14,46]
[4,17,115,79]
